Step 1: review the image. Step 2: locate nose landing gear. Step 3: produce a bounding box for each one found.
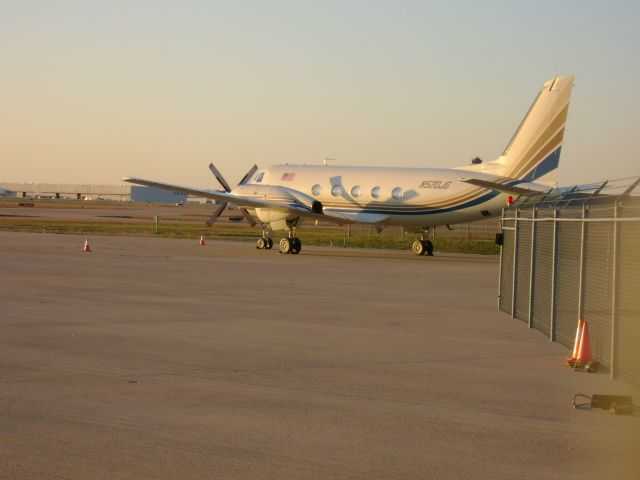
[256,237,273,249]
[412,239,434,256]
[256,228,273,250]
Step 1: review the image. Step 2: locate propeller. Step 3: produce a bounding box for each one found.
[205,203,227,227]
[206,163,258,227]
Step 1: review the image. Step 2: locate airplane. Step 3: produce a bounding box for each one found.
[123,75,574,256]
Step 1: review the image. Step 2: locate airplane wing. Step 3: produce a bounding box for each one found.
[123,177,357,224]
[123,177,272,209]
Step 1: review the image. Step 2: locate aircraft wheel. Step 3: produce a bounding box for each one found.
[291,237,302,254]
[257,238,266,249]
[412,240,426,256]
[425,240,434,256]
[265,238,273,249]
[279,237,293,254]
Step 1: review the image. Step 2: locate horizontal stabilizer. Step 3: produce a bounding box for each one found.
[459,178,548,196]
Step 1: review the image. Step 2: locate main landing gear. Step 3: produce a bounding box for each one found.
[412,229,434,256]
[279,237,301,254]
[279,227,302,254]
[255,226,301,254]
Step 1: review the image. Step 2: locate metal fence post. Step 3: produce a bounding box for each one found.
[610,199,620,379]
[498,208,504,309]
[527,206,537,328]
[511,207,519,318]
[577,203,586,319]
[549,208,558,341]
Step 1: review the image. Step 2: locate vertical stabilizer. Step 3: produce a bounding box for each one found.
[496,76,573,187]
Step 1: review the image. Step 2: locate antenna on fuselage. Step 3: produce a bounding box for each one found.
[323,157,338,166]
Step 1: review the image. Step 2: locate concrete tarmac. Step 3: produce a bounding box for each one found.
[1,232,639,479]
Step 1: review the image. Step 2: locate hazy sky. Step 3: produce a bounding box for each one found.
[1,0,639,187]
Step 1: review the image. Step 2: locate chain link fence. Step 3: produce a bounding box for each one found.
[499,179,640,388]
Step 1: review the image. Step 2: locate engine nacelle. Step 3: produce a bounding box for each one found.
[234,184,323,226]
[254,208,293,224]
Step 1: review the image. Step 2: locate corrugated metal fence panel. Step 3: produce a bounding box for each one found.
[554,206,583,348]
[531,207,555,336]
[514,208,533,323]
[503,194,640,388]
[582,205,615,369]
[617,199,640,388]
[499,214,515,314]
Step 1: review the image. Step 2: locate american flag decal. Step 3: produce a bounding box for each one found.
[281,173,296,181]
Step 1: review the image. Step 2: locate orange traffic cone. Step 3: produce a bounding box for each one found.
[83,237,92,252]
[199,235,206,246]
[575,321,593,365]
[565,319,584,365]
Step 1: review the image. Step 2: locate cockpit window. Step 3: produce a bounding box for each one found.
[255,172,265,183]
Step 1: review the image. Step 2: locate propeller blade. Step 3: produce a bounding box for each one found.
[206,202,228,227]
[238,164,259,185]
[208,163,232,193]
[239,208,257,227]
[207,162,257,227]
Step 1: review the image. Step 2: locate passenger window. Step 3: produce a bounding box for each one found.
[331,185,343,196]
[311,184,322,196]
[371,186,381,199]
[351,185,362,197]
[392,187,404,200]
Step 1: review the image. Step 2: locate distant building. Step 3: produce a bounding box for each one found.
[0,182,130,200]
[130,186,188,203]
[0,182,196,203]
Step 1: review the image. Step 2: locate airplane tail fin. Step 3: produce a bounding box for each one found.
[494,76,574,187]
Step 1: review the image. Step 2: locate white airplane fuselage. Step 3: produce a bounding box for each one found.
[236,164,511,229]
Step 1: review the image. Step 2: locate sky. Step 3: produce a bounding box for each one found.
[1,0,639,187]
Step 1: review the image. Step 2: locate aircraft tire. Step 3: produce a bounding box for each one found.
[265,238,273,249]
[257,238,266,249]
[279,237,293,254]
[412,240,426,256]
[425,240,434,256]
[291,237,302,254]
